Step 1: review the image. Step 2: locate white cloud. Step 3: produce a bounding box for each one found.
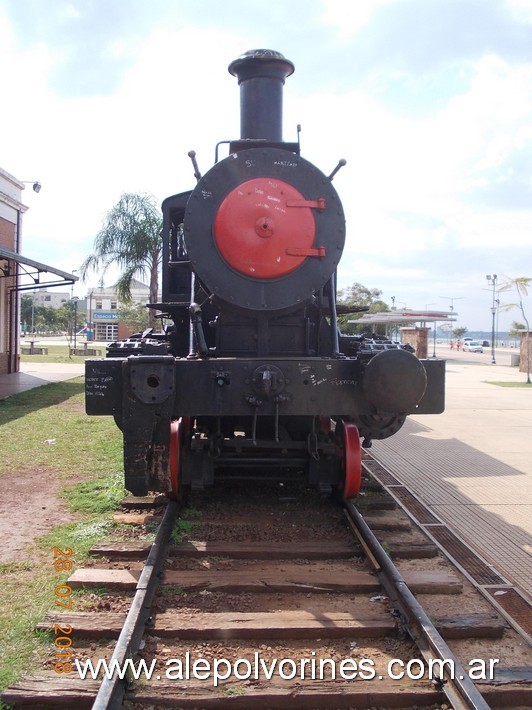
[321,0,399,38]
[506,0,532,23]
[1,2,531,331]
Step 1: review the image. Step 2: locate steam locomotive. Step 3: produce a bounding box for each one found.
[85,49,445,499]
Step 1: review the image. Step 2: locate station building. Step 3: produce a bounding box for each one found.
[0,167,77,374]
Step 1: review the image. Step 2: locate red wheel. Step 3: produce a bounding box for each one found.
[169,417,190,500]
[336,419,362,500]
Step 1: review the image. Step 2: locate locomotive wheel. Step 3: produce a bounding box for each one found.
[169,417,189,500]
[335,419,362,500]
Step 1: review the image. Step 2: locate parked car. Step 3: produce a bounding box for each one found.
[463,340,483,353]
[482,340,490,347]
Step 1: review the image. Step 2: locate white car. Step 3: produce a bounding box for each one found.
[463,340,483,353]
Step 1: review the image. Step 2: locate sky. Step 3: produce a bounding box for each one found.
[1,0,531,334]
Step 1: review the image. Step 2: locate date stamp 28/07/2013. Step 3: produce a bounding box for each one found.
[52,547,74,674]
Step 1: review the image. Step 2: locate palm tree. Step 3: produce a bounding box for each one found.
[499,277,532,384]
[80,193,162,330]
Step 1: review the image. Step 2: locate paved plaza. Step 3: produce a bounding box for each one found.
[373,345,531,597]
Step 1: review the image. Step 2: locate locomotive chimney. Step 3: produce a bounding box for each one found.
[229,49,295,142]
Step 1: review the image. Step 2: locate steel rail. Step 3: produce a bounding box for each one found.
[92,499,178,710]
[344,500,491,710]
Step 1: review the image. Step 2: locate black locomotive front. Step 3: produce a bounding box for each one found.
[85,49,445,499]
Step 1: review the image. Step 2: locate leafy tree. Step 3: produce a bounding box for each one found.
[452,327,468,339]
[337,282,390,334]
[499,277,531,384]
[20,295,33,327]
[118,302,149,333]
[20,295,87,335]
[80,193,162,330]
[509,321,525,340]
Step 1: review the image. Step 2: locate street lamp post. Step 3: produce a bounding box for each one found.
[72,297,79,350]
[31,289,35,336]
[486,274,498,364]
[439,296,465,342]
[88,290,94,341]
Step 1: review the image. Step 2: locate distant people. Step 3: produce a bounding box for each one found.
[456,340,462,351]
[450,340,455,350]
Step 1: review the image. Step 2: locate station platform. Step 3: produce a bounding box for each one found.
[0,361,84,399]
[373,346,532,599]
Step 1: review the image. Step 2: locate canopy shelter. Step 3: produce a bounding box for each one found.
[348,310,458,358]
[0,245,78,292]
[0,245,79,373]
[349,309,457,326]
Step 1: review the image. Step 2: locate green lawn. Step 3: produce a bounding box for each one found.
[486,381,532,388]
[0,378,124,696]
[20,343,104,365]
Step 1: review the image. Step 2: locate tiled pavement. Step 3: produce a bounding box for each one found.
[372,349,532,598]
[0,362,84,399]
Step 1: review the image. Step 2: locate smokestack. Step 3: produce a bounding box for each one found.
[228,49,294,142]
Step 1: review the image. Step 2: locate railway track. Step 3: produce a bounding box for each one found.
[3,460,531,709]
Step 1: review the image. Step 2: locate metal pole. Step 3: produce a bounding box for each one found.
[486,275,497,364]
[31,289,35,335]
[491,306,496,364]
[73,300,78,349]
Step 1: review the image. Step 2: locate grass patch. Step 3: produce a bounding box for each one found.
[0,561,33,574]
[224,685,247,696]
[0,377,122,477]
[486,381,532,388]
[38,519,116,560]
[182,506,202,519]
[0,379,125,698]
[20,343,103,364]
[158,584,184,595]
[0,563,62,693]
[170,519,194,544]
[63,471,126,514]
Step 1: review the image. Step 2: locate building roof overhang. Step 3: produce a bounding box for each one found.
[0,246,79,292]
[348,309,457,325]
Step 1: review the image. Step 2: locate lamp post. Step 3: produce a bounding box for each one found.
[72,297,79,350]
[21,181,42,193]
[88,289,94,341]
[486,274,497,364]
[439,296,464,342]
[31,289,35,336]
